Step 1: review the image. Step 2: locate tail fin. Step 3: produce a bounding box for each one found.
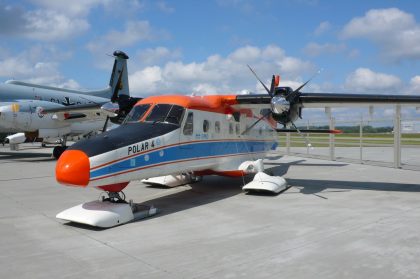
[109,50,130,101]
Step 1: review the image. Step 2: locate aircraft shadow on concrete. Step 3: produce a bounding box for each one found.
[265,159,347,176]
[63,176,245,230]
[63,159,420,230]
[286,178,420,196]
[266,160,420,198]
[0,151,54,162]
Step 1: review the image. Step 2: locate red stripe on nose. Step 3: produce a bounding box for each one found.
[56,150,90,187]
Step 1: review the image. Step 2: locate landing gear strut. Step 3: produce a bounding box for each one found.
[101,191,126,203]
[52,136,68,159]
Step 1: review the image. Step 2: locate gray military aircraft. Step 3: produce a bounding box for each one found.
[0,51,140,158]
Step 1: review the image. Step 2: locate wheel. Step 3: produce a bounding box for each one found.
[52,146,68,159]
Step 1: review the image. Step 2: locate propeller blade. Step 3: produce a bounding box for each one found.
[241,110,272,135]
[247,65,272,97]
[287,69,322,101]
[102,116,110,132]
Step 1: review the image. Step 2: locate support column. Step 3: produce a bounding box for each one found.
[394,105,401,168]
[359,116,363,164]
[326,107,335,161]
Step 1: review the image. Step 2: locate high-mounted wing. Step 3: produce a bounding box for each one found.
[241,66,420,128]
[298,93,420,107]
[41,102,108,113]
[236,92,420,128]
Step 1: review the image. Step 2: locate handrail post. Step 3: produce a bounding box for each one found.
[359,116,363,164]
[394,104,401,168]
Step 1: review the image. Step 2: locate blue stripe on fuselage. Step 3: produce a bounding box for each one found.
[90,140,277,179]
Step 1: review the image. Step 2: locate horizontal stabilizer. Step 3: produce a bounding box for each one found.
[276,129,343,134]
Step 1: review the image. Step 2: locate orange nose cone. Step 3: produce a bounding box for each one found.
[56,150,90,187]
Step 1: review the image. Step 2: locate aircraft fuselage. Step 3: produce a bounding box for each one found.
[56,96,277,192]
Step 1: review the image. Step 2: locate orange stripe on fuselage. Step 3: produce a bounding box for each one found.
[137,95,238,114]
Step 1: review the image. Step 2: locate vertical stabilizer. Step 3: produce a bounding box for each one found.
[109,50,130,101]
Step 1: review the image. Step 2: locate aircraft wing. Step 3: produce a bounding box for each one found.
[298,93,420,108]
[41,102,108,113]
[235,93,420,107]
[234,92,420,128]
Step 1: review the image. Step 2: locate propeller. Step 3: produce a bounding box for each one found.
[246,65,322,127]
[247,65,279,97]
[285,69,322,102]
[245,66,330,145]
[241,109,272,135]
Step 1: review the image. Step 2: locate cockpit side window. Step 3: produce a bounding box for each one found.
[183,112,194,135]
[145,104,185,125]
[122,104,151,124]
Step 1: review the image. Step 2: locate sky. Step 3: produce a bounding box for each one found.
[1,0,420,122]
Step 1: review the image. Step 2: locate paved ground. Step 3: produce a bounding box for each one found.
[1,144,420,278]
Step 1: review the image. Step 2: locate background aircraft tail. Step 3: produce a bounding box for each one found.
[109,50,130,100]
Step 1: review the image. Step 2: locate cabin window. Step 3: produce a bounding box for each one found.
[215,121,220,133]
[259,127,263,135]
[203,120,210,133]
[145,104,185,125]
[235,123,240,135]
[123,104,151,124]
[233,112,240,122]
[183,112,194,135]
[229,123,234,134]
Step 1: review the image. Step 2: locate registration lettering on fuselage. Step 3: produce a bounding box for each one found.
[128,139,156,155]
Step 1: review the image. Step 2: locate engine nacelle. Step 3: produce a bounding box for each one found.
[270,90,301,126]
[5,133,26,144]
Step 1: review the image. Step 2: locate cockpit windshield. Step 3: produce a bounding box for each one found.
[145,104,185,125]
[122,104,151,124]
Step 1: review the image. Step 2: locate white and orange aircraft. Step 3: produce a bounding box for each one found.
[55,66,420,227]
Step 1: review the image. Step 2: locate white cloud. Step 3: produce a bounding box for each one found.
[407,76,420,94]
[344,68,402,93]
[29,0,144,17]
[129,66,163,94]
[0,5,89,41]
[0,47,79,89]
[1,1,145,42]
[156,1,175,13]
[314,21,331,36]
[128,45,316,96]
[87,21,169,68]
[341,8,420,61]
[303,42,347,57]
[134,47,182,68]
[24,10,89,41]
[29,0,105,17]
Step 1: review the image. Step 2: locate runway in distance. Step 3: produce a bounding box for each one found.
[55,63,420,228]
[0,51,140,158]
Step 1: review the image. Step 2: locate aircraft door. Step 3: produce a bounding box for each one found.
[180,111,194,149]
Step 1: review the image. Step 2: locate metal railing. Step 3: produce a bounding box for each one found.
[277,105,420,170]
